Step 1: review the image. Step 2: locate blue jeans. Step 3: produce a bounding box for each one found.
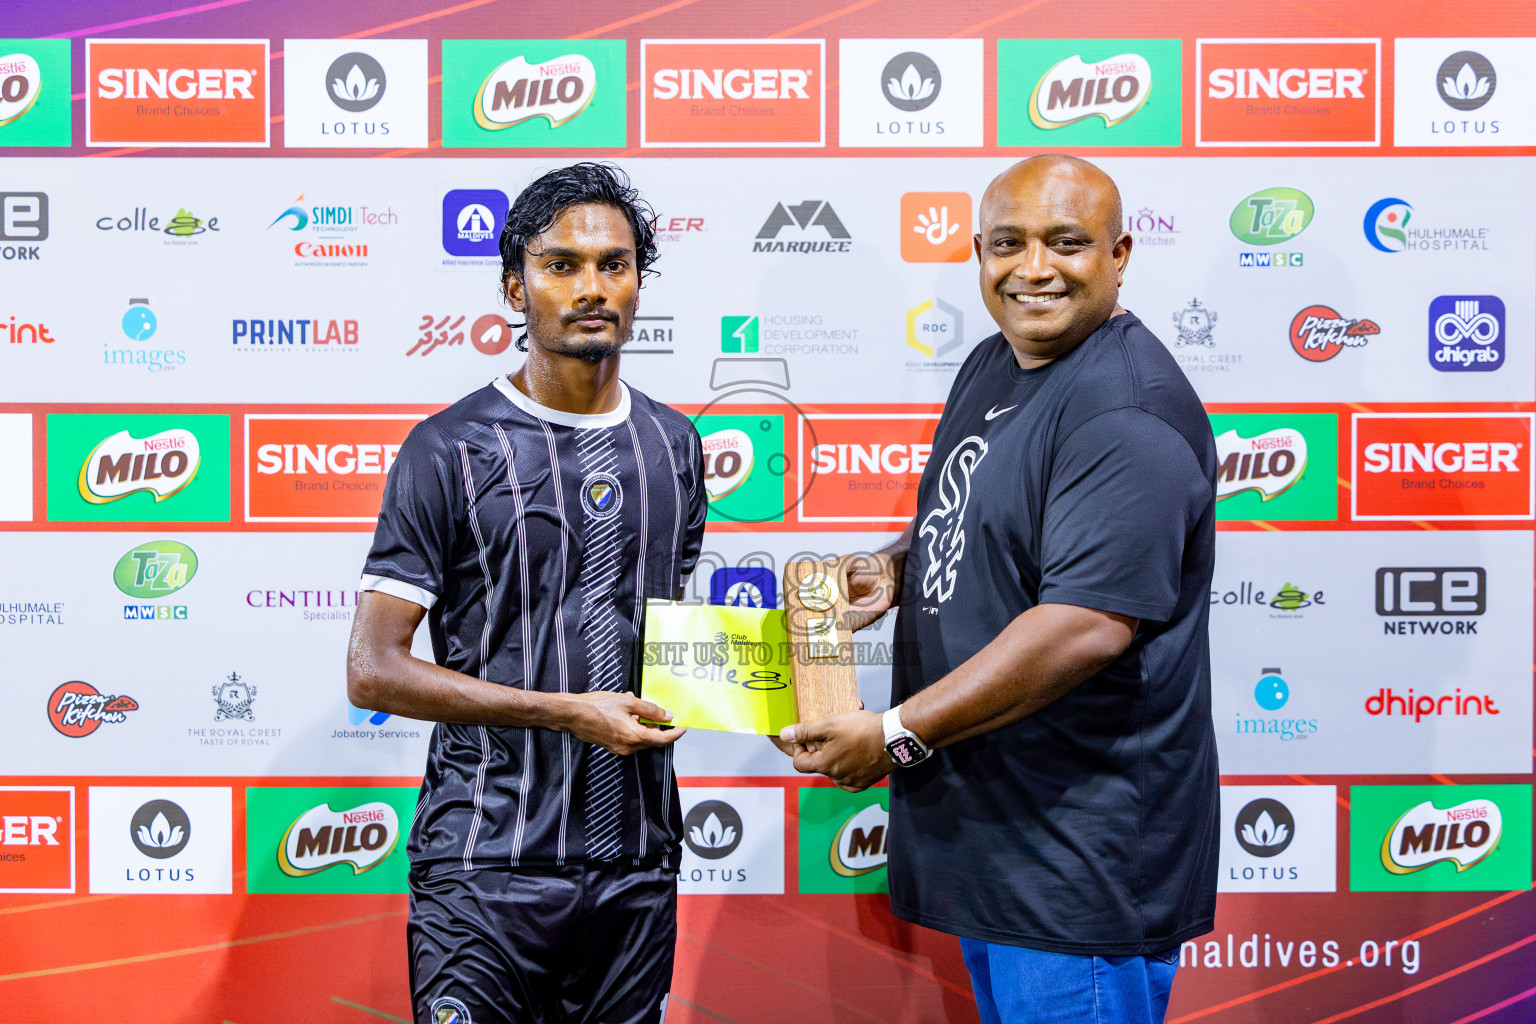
[960,937,1179,1024]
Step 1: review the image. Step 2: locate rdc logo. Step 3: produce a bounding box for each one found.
[1429,295,1504,373]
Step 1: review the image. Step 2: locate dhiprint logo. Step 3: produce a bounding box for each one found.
[1437,51,1495,111]
[1429,295,1503,372]
[1288,304,1379,362]
[900,192,971,263]
[1029,51,1153,129]
[882,52,940,111]
[919,436,988,603]
[1234,798,1295,857]
[326,52,384,112]
[682,799,742,859]
[130,799,190,859]
[475,52,595,130]
[1363,198,1412,252]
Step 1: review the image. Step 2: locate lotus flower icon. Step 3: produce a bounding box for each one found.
[333,64,380,104]
[1443,62,1491,102]
[137,811,184,850]
[887,63,936,104]
[1240,810,1288,849]
[688,812,736,850]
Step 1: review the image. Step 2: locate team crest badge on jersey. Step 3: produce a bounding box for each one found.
[431,995,472,1024]
[582,472,623,519]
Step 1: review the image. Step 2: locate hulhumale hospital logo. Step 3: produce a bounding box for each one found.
[1364,198,1412,252]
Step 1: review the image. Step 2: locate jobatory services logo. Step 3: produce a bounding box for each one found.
[281,39,428,148]
[245,414,421,522]
[1,191,48,262]
[47,414,230,522]
[1352,413,1534,521]
[797,413,938,524]
[998,39,1181,147]
[1288,304,1379,362]
[0,40,71,146]
[1219,786,1337,892]
[900,192,971,263]
[47,680,139,738]
[442,40,625,148]
[1394,40,1536,145]
[642,39,824,147]
[440,189,508,265]
[0,787,74,893]
[1196,38,1379,146]
[837,39,983,147]
[85,38,269,147]
[1429,296,1504,372]
[798,787,889,894]
[678,788,784,894]
[87,787,233,894]
[246,787,416,893]
[408,313,514,356]
[1230,186,1313,267]
[1350,785,1531,892]
[1210,413,1337,521]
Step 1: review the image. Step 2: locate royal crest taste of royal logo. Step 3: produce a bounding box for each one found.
[1172,299,1217,347]
[212,672,255,722]
[47,681,138,738]
[77,428,200,504]
[1289,305,1380,362]
[278,800,400,877]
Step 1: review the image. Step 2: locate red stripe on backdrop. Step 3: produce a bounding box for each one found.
[1448,983,1536,1024]
[1306,931,1536,1024]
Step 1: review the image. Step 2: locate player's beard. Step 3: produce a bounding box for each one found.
[525,304,632,363]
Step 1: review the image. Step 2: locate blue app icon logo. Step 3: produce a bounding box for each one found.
[122,298,157,340]
[710,567,777,609]
[347,703,391,726]
[1429,295,1504,373]
[442,189,508,257]
[1254,669,1289,711]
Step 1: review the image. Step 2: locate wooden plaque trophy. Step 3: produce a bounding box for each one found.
[782,558,860,722]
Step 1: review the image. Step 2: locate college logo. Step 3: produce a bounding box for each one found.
[212,672,255,722]
[906,298,963,361]
[1234,798,1294,857]
[47,681,139,738]
[1220,786,1336,892]
[1210,580,1325,614]
[86,39,269,147]
[1196,38,1379,146]
[0,787,74,893]
[441,189,507,258]
[247,787,415,893]
[1438,51,1495,111]
[443,40,624,148]
[114,540,198,599]
[1,191,47,261]
[77,428,199,504]
[999,39,1180,146]
[838,39,982,147]
[1230,187,1313,267]
[1352,413,1534,520]
[1289,305,1379,362]
[1429,296,1503,372]
[1351,785,1530,892]
[753,200,851,253]
[900,192,971,263]
[247,414,419,522]
[0,41,70,146]
[919,436,987,602]
[95,206,221,244]
[642,39,823,147]
[1211,414,1337,521]
[709,567,778,608]
[1172,298,1217,347]
[801,413,938,524]
[581,472,623,520]
[279,800,400,876]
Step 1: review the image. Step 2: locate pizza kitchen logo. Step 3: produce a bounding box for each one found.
[1215,427,1306,501]
[1289,304,1379,362]
[77,428,199,504]
[47,681,139,738]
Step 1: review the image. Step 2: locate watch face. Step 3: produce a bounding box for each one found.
[886,736,928,767]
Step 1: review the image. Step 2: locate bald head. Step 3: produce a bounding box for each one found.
[981,155,1123,239]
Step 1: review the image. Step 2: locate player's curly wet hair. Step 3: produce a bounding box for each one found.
[498,162,659,351]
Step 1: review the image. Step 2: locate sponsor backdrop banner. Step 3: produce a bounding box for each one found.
[0,1,1533,1023]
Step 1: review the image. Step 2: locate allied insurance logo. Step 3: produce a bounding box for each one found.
[641,39,824,147]
[1352,413,1534,521]
[0,40,71,147]
[245,414,422,523]
[1196,38,1380,146]
[442,40,625,148]
[85,39,269,147]
[1350,785,1531,893]
[998,39,1181,147]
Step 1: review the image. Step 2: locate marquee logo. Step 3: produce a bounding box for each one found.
[1029,52,1152,129]
[279,800,400,876]
[1429,295,1503,372]
[0,787,74,893]
[247,414,420,523]
[0,41,69,146]
[753,200,850,252]
[1289,305,1379,362]
[77,428,199,504]
[1215,427,1306,500]
[642,39,824,147]
[475,53,595,130]
[443,40,624,148]
[47,681,139,738]
[1352,413,1534,521]
[114,540,198,599]
[85,39,269,147]
[998,39,1180,146]
[800,413,938,524]
[1196,38,1379,146]
[1384,798,1500,873]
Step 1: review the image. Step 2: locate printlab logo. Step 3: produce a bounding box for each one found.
[1234,798,1295,857]
[900,192,971,263]
[882,52,940,110]
[1429,295,1504,372]
[130,799,190,859]
[753,200,851,253]
[683,800,743,859]
[326,52,384,112]
[1289,304,1379,362]
[212,672,255,722]
[47,681,139,738]
[408,314,513,357]
[1438,51,1495,111]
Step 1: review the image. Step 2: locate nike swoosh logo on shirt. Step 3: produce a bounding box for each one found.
[984,405,1018,420]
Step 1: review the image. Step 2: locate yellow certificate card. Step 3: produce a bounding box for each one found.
[639,599,798,735]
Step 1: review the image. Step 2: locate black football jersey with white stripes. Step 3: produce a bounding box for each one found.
[361,376,707,869]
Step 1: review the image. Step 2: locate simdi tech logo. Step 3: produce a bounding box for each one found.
[1210,413,1338,521]
[642,39,824,147]
[1352,413,1534,521]
[246,414,421,523]
[245,787,416,894]
[1196,38,1379,146]
[441,40,625,148]
[85,38,269,147]
[0,40,71,146]
[46,413,231,523]
[1350,785,1531,892]
[0,787,74,893]
[997,39,1182,147]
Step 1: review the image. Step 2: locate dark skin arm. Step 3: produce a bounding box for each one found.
[778,524,1136,790]
[346,590,685,756]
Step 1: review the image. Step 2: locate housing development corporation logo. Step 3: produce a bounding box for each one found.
[1350,785,1531,892]
[1352,413,1534,520]
[1429,296,1504,372]
[998,39,1181,146]
[642,39,824,147]
[1289,304,1379,362]
[1196,38,1380,146]
[1211,414,1337,521]
[443,40,624,148]
[0,40,71,146]
[85,39,269,147]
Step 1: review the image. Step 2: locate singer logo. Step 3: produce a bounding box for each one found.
[78,429,200,504]
[1196,39,1379,146]
[900,192,971,263]
[797,413,939,524]
[1352,413,1534,521]
[85,39,269,147]
[642,40,824,147]
[0,787,74,893]
[245,414,422,523]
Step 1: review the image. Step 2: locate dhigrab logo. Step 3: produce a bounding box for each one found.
[1429,295,1503,372]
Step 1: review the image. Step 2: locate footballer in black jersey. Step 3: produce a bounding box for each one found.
[349,163,705,1024]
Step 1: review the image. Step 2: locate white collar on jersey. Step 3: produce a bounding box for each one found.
[492,375,632,428]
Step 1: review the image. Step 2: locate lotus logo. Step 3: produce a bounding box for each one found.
[130,799,191,859]
[1383,798,1501,874]
[881,52,941,112]
[1215,428,1307,501]
[1234,798,1295,857]
[1436,51,1495,111]
[682,800,743,859]
[0,53,43,128]
[325,52,386,113]
[77,428,201,504]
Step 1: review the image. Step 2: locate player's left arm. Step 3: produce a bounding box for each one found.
[673,422,709,599]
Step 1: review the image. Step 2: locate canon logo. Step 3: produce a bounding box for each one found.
[1207,67,1365,100]
[96,67,255,100]
[1362,442,1519,474]
[811,443,931,475]
[652,68,809,101]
